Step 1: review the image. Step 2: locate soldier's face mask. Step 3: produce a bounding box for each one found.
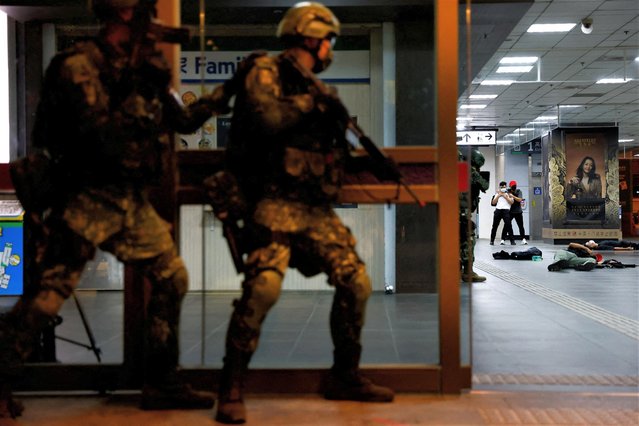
[311,36,335,73]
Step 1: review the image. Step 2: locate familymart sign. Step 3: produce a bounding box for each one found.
[180,50,370,84]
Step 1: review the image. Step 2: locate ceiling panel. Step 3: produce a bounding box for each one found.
[460,0,639,149]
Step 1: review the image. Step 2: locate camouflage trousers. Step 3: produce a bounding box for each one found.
[0,186,188,386]
[225,198,372,371]
[459,215,476,274]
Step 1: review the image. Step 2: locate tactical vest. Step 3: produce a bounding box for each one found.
[33,39,169,186]
[226,54,347,206]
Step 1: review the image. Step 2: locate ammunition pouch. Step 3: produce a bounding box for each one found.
[203,171,248,222]
[9,152,56,214]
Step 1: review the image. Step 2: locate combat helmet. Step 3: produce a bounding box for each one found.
[92,0,147,21]
[276,2,340,40]
[471,149,485,169]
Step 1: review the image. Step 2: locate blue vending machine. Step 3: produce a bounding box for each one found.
[0,200,24,296]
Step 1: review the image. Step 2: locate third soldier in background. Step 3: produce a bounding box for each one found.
[459,149,489,282]
[205,2,394,424]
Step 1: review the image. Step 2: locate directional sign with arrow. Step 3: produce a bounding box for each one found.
[456,130,497,145]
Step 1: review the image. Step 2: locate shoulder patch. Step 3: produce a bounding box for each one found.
[249,56,280,95]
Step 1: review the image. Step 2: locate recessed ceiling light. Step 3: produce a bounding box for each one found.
[456,117,473,121]
[635,57,639,62]
[496,140,511,144]
[497,66,534,73]
[559,105,581,108]
[535,115,557,121]
[460,105,487,109]
[469,94,498,99]
[500,57,538,64]
[480,80,514,86]
[527,23,576,33]
[596,78,631,84]
[619,139,635,142]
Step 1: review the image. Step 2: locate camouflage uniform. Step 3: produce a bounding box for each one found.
[0,3,223,417]
[459,149,489,282]
[209,3,393,424]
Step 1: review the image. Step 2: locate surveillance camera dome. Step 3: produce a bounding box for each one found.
[581,18,593,34]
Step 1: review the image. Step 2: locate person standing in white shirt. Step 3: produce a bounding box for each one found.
[490,181,515,245]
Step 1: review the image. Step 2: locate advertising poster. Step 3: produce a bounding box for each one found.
[563,132,608,222]
[543,127,620,241]
[564,132,607,201]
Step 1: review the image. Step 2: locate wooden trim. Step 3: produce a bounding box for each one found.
[17,365,443,394]
[436,0,462,393]
[176,147,438,167]
[461,365,472,389]
[337,184,438,204]
[357,146,438,163]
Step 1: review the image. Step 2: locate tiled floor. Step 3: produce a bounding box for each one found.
[37,239,638,386]
[471,239,638,390]
[2,238,639,424]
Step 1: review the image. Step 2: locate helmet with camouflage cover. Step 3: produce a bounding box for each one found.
[277,2,340,72]
[471,149,485,169]
[276,2,340,40]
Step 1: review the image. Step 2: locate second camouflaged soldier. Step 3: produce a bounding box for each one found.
[0,0,229,418]
[459,149,489,282]
[206,2,394,424]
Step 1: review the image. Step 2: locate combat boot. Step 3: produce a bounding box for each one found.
[140,371,214,410]
[215,351,251,424]
[324,369,394,402]
[0,383,24,419]
[325,347,394,402]
[0,314,25,419]
[461,271,486,282]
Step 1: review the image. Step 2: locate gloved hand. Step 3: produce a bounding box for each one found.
[201,85,232,115]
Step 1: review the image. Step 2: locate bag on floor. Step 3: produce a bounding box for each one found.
[509,247,542,260]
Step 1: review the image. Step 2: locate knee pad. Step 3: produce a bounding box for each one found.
[32,289,66,317]
[332,264,372,303]
[244,269,283,312]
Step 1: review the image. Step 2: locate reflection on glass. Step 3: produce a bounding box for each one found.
[177,3,439,371]
[180,204,440,368]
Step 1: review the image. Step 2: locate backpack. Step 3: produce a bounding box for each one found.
[509,247,543,260]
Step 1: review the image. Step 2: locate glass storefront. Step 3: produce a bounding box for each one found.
[0,0,465,393]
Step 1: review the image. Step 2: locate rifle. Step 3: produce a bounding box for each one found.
[282,53,425,208]
[129,0,190,71]
[223,222,245,274]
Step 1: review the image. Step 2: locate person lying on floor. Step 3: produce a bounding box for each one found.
[548,242,598,271]
[584,239,639,251]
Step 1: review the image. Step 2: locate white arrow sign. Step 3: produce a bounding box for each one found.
[456,130,497,145]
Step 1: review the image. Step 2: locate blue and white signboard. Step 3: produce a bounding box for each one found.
[180,50,370,84]
[0,201,24,296]
[178,50,370,150]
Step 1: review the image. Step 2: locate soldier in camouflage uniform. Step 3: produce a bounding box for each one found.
[459,149,489,282]
[207,2,394,424]
[0,0,228,418]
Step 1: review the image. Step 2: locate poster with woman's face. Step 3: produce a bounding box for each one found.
[564,132,607,200]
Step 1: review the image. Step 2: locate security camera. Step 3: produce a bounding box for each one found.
[581,18,593,34]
